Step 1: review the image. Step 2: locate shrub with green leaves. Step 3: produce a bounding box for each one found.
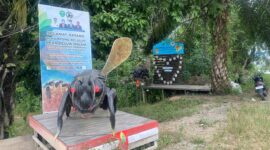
[93,50,152,107]
[182,48,211,83]
[15,82,41,120]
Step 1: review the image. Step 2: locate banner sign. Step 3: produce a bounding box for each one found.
[38,4,92,113]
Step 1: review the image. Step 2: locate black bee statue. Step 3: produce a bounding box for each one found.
[55,37,132,138]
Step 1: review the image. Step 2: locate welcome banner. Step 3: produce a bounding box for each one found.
[38,4,92,113]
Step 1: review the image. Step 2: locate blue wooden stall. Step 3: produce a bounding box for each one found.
[152,39,185,85]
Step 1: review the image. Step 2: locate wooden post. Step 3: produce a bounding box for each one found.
[161,89,165,101]
[139,87,142,102]
[142,87,146,103]
[136,88,139,102]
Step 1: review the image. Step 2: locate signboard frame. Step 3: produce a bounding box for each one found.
[38,4,92,113]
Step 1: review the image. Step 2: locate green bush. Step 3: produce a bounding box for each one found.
[182,48,211,82]
[92,58,106,70]
[15,81,41,120]
[6,82,41,137]
[93,50,155,107]
[182,70,192,81]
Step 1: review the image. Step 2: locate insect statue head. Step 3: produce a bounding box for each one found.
[70,37,132,112]
[68,70,105,112]
[55,37,133,138]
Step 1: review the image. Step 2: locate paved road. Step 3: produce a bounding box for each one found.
[0,135,35,150]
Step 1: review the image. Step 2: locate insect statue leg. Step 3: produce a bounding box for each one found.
[55,91,70,139]
[65,97,72,118]
[45,86,51,99]
[107,88,117,135]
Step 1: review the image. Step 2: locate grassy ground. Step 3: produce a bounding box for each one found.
[121,98,205,149]
[7,116,33,137]
[124,74,270,149]
[209,102,270,149]
[206,74,270,149]
[7,111,41,138]
[158,127,184,150]
[120,98,204,122]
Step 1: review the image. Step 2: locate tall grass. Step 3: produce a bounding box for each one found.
[227,103,270,149]
[210,103,270,149]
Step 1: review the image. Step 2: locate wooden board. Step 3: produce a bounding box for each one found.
[28,110,159,150]
[152,55,183,85]
[143,84,211,92]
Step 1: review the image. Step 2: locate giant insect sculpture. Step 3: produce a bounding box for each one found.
[55,37,132,138]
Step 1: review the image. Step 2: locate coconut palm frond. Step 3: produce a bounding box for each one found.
[145,12,177,53]
[13,0,27,28]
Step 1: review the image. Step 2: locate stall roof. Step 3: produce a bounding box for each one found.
[152,39,185,55]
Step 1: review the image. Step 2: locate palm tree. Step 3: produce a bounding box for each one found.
[0,0,28,139]
[211,0,231,93]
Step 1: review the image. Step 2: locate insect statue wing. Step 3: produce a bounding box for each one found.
[101,37,132,76]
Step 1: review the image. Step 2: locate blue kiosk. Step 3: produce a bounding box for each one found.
[152,39,185,85]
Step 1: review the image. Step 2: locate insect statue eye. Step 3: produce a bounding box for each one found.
[94,85,100,93]
[70,87,76,93]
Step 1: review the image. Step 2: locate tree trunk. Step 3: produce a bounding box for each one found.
[0,1,18,139]
[0,39,16,139]
[211,0,231,94]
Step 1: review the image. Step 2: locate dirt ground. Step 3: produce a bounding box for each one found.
[160,94,268,150]
[0,135,35,150]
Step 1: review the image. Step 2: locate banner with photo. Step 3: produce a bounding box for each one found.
[38,4,92,113]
